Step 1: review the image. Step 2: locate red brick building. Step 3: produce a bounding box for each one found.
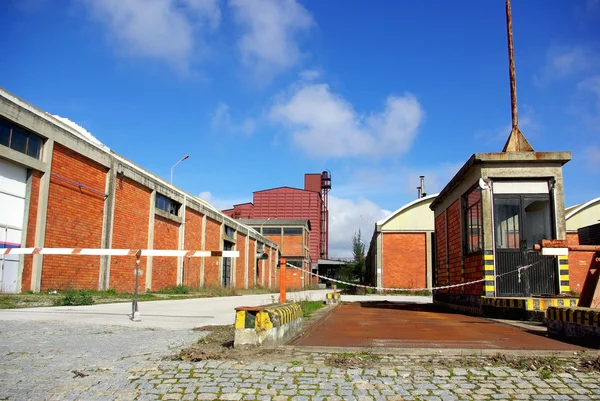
[366,194,437,290]
[223,172,331,273]
[0,88,278,293]
[239,219,312,289]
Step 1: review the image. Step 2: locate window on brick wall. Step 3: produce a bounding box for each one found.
[262,227,281,235]
[155,193,181,215]
[463,186,483,254]
[224,225,235,238]
[0,117,44,159]
[283,228,303,235]
[287,260,303,269]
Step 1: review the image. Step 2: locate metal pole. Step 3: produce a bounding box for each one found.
[279,256,286,303]
[506,0,519,131]
[132,249,142,321]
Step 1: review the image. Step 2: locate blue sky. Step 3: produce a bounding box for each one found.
[2,0,599,256]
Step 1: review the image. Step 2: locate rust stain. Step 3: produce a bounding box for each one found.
[290,302,582,350]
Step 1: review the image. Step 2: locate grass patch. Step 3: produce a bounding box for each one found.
[325,351,382,368]
[154,285,191,295]
[54,290,95,306]
[300,300,325,317]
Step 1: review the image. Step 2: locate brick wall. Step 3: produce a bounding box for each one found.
[283,234,303,256]
[183,208,204,289]
[446,201,463,294]
[204,217,221,286]
[435,211,448,289]
[567,232,595,294]
[463,253,483,295]
[42,144,106,290]
[22,170,42,291]
[382,232,426,289]
[285,267,303,289]
[151,215,179,290]
[110,176,151,293]
[236,233,247,289]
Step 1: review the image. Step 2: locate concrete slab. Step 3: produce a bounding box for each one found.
[0,289,330,330]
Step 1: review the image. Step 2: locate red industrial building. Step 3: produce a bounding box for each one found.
[223,172,331,272]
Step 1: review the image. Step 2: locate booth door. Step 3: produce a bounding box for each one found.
[494,194,558,297]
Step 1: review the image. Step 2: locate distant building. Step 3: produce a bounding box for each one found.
[239,219,312,289]
[366,193,438,290]
[564,196,600,293]
[223,172,331,275]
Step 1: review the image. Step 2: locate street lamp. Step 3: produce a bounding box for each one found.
[170,154,189,185]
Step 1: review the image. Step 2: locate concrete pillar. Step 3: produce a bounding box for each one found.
[145,190,156,291]
[99,157,117,290]
[200,214,206,287]
[376,232,383,291]
[31,139,54,292]
[18,170,34,293]
[425,231,433,290]
[177,195,187,286]
[268,247,272,289]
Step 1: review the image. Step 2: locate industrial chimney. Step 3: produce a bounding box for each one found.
[420,176,426,198]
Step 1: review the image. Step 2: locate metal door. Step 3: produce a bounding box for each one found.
[494,194,558,297]
[0,159,27,293]
[222,241,233,288]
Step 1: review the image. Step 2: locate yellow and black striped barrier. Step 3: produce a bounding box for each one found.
[481,296,578,311]
[326,292,341,304]
[547,307,599,328]
[235,303,303,331]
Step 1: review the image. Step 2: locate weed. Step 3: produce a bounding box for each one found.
[154,285,191,295]
[290,360,302,366]
[325,351,382,368]
[538,369,552,379]
[300,301,325,317]
[55,290,95,306]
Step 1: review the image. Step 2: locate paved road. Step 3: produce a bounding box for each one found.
[0,290,331,330]
[1,319,599,400]
[1,293,598,400]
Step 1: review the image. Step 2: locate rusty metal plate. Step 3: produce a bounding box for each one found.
[289,302,583,350]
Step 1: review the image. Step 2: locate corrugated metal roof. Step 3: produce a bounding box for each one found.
[237,218,311,230]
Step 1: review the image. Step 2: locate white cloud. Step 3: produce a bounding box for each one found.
[229,0,313,77]
[327,195,391,258]
[197,191,248,211]
[534,45,600,85]
[84,0,220,71]
[211,102,256,136]
[269,83,424,157]
[299,69,321,82]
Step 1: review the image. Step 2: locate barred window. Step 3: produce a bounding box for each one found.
[463,186,483,253]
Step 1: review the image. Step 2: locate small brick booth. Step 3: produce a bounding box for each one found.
[430,148,576,315]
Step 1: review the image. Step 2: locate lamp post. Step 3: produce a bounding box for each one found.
[170,154,189,185]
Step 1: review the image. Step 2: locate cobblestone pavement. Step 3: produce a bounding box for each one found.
[1,320,599,401]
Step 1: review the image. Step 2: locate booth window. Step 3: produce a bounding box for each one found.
[463,187,482,253]
[0,117,43,159]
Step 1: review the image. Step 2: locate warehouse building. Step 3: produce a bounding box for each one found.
[223,172,331,273]
[365,191,437,291]
[238,218,312,289]
[564,196,600,293]
[0,88,278,293]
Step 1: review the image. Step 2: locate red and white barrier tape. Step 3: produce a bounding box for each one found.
[2,248,239,258]
[286,260,542,292]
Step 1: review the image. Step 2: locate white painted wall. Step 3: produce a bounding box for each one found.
[0,158,27,292]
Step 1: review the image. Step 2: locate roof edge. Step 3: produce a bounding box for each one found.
[565,196,600,221]
[377,193,439,226]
